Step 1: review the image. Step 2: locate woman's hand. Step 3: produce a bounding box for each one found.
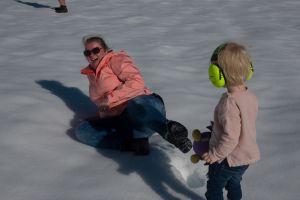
[98,95,109,112]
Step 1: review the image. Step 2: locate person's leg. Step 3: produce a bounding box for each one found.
[58,0,66,6]
[55,0,68,13]
[205,160,233,200]
[122,94,192,153]
[121,94,167,138]
[116,94,165,155]
[225,164,249,200]
[74,117,128,149]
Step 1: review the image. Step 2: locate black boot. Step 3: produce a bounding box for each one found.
[120,138,150,156]
[162,120,192,153]
[55,5,68,13]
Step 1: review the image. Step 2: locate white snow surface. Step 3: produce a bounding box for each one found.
[1,0,300,199]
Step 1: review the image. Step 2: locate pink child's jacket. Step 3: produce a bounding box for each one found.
[208,89,260,167]
[81,51,152,118]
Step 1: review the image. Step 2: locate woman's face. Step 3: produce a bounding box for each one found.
[84,41,106,70]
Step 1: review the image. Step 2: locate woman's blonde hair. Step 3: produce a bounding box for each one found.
[218,42,251,86]
[82,34,110,51]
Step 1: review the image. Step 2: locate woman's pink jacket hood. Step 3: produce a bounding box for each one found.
[81,51,152,118]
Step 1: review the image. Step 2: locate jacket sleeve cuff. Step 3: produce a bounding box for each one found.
[209,150,221,163]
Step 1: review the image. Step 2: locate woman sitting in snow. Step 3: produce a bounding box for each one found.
[75,34,192,155]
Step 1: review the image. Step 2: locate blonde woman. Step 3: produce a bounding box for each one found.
[75,35,192,155]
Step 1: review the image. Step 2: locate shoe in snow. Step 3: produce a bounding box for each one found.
[55,5,68,13]
[163,120,192,153]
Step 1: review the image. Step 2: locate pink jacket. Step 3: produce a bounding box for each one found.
[81,51,152,118]
[208,89,260,167]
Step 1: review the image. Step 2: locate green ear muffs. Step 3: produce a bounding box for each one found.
[208,43,227,88]
[208,63,254,88]
[246,64,254,81]
[208,43,254,88]
[208,64,226,88]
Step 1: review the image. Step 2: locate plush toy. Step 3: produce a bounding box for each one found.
[190,122,213,163]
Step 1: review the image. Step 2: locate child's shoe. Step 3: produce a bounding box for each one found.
[163,120,192,153]
[55,5,68,13]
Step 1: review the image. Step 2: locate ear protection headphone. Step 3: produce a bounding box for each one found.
[208,43,254,88]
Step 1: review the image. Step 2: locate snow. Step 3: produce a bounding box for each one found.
[1,0,300,199]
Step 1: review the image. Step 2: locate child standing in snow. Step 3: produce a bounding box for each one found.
[202,42,260,200]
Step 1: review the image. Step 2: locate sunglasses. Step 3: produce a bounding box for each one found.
[83,47,102,57]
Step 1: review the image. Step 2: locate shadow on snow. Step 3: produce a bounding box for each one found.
[14,0,53,9]
[36,80,204,200]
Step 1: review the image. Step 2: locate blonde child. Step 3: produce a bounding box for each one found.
[202,42,260,200]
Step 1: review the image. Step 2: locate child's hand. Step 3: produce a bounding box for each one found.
[202,152,214,164]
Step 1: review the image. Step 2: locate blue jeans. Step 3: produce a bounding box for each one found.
[75,94,167,148]
[205,159,249,200]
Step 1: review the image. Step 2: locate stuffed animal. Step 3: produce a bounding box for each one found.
[190,122,213,163]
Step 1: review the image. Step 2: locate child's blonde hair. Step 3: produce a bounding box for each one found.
[218,42,251,86]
